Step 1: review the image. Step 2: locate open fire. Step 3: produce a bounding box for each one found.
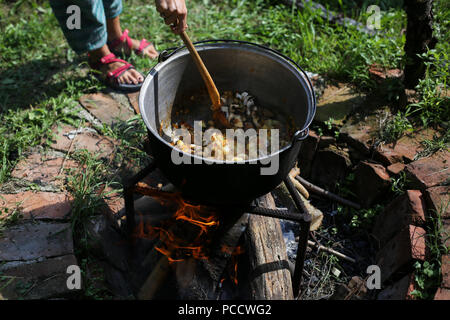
[131,181,244,286]
[123,164,311,300]
[221,245,245,286]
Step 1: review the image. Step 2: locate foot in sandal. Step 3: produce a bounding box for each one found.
[108,29,159,59]
[88,45,144,92]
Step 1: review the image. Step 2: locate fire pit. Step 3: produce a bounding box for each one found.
[123,162,311,299]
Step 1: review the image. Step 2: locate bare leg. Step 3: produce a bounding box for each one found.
[107,16,123,42]
[106,15,158,59]
[88,44,143,84]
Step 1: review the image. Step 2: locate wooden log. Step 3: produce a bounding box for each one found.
[137,206,250,300]
[137,223,176,300]
[292,178,310,199]
[307,240,356,263]
[244,193,294,300]
[289,167,309,199]
[274,182,323,231]
[177,213,250,300]
[295,175,361,210]
[138,255,170,300]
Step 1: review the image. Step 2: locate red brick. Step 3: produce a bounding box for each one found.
[79,92,134,126]
[374,128,438,165]
[377,273,416,300]
[424,186,450,219]
[434,288,450,300]
[298,129,319,178]
[0,254,79,299]
[0,191,72,220]
[11,153,78,187]
[339,115,377,155]
[405,151,450,190]
[127,91,140,115]
[330,276,367,300]
[354,161,391,207]
[376,225,426,283]
[373,190,426,246]
[369,64,403,82]
[0,221,73,261]
[97,186,124,218]
[50,124,118,159]
[374,144,414,165]
[387,162,406,175]
[310,145,351,191]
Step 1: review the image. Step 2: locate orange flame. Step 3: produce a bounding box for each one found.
[221,245,244,285]
[132,183,220,264]
[132,183,244,286]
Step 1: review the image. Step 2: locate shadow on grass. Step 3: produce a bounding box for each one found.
[0,56,93,112]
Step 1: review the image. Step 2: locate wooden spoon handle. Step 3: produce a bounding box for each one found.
[180,31,221,109]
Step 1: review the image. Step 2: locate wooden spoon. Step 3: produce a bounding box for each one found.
[179,31,230,128]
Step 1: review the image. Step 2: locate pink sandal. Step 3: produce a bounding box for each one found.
[89,53,144,92]
[108,29,154,57]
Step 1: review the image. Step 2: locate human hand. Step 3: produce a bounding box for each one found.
[155,0,188,34]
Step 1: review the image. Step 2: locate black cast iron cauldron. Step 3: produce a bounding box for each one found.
[139,40,316,205]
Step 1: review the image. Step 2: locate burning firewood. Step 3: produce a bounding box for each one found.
[133,182,254,300]
[138,254,170,300]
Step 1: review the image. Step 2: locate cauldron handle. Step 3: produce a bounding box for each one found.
[289,128,309,157]
[292,128,309,147]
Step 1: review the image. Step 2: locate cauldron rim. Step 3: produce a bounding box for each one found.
[139,41,316,164]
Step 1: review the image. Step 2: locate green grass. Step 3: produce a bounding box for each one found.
[0,96,82,183]
[401,0,449,133]
[408,48,450,128]
[66,150,110,234]
[0,200,23,236]
[390,171,408,196]
[378,108,414,144]
[414,130,450,160]
[313,0,404,13]
[65,149,119,299]
[96,115,150,171]
[411,202,449,299]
